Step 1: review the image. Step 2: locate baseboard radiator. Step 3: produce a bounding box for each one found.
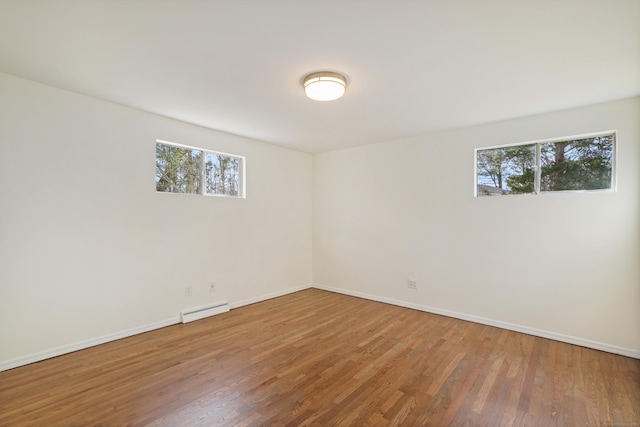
[181,301,230,323]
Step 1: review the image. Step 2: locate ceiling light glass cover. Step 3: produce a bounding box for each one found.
[303,71,347,101]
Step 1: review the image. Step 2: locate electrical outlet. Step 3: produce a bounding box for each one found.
[209,281,216,292]
[185,285,193,296]
[408,278,417,289]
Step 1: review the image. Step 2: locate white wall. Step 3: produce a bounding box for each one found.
[313,97,640,356]
[0,73,312,367]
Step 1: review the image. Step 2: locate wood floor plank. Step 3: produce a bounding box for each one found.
[1,289,638,426]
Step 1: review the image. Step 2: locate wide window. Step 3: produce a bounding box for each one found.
[155,140,245,198]
[476,132,615,197]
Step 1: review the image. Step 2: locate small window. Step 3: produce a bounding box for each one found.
[477,144,536,196]
[476,132,615,197]
[540,136,614,192]
[155,140,245,198]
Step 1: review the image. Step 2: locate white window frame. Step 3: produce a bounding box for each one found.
[474,130,617,197]
[156,139,246,198]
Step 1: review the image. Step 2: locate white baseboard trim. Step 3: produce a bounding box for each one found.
[5,282,633,372]
[229,283,313,309]
[0,317,181,373]
[312,283,640,359]
[1,283,313,372]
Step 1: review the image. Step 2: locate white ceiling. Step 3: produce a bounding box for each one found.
[0,1,638,153]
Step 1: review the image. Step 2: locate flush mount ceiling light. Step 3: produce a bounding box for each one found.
[303,71,347,101]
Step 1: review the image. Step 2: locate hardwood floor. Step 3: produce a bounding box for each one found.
[1,289,639,426]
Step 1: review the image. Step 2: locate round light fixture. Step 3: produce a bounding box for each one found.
[303,71,347,101]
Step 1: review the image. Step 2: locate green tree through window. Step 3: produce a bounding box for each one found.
[156,141,244,197]
[155,144,202,194]
[477,145,535,195]
[476,133,614,197]
[540,136,613,192]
